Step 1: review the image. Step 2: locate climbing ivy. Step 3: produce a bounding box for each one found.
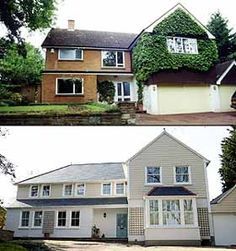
[132,8,219,84]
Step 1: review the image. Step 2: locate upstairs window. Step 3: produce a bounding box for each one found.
[75,184,85,196]
[30,185,39,197]
[146,167,161,184]
[175,166,191,183]
[116,183,125,195]
[63,184,73,196]
[58,48,83,60]
[42,185,51,197]
[56,78,83,95]
[102,183,111,195]
[167,37,198,54]
[102,51,124,68]
[20,211,30,227]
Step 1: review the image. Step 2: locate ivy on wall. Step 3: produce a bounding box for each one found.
[132,8,219,84]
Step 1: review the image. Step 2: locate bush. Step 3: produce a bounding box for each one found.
[10,93,22,104]
[97,81,115,104]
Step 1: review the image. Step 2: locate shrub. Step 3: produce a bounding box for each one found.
[97,81,115,104]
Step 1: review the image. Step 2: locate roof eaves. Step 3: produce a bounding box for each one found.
[216,60,236,85]
[212,184,236,204]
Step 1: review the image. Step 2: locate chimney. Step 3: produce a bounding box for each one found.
[68,19,75,31]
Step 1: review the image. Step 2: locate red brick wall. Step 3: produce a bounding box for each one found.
[42,74,97,103]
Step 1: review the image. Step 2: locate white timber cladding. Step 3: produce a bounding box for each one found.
[17,181,127,200]
[128,133,208,200]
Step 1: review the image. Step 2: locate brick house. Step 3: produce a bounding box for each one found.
[41,4,236,114]
[6,131,212,245]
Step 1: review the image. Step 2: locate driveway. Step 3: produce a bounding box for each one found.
[136,111,236,125]
[44,240,236,251]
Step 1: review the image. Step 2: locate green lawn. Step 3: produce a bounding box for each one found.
[0,243,27,251]
[0,103,118,115]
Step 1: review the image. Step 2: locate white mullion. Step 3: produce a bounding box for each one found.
[180,199,185,226]
[159,198,163,226]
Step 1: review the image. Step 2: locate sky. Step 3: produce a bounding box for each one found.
[19,0,236,49]
[0,126,230,206]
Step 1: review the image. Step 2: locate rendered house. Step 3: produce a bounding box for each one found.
[41,3,236,115]
[211,184,236,246]
[6,131,212,245]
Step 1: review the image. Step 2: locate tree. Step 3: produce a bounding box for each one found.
[0,42,44,101]
[0,0,57,55]
[0,201,6,229]
[219,127,236,192]
[0,128,15,178]
[207,11,236,61]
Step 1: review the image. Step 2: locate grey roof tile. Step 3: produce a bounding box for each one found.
[17,162,125,184]
[147,186,196,196]
[42,28,138,49]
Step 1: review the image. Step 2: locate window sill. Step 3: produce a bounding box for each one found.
[173,183,192,186]
[101,67,125,70]
[146,225,199,229]
[144,183,163,186]
[18,227,29,229]
[58,59,84,61]
[55,94,84,96]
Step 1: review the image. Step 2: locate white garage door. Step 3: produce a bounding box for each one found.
[213,213,236,246]
[219,85,236,112]
[157,85,211,114]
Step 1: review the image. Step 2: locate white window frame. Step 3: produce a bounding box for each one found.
[29,185,39,198]
[56,210,67,228]
[166,36,198,54]
[58,48,83,61]
[56,78,84,96]
[101,182,112,196]
[145,166,162,185]
[101,51,125,68]
[174,166,192,185]
[69,211,80,228]
[146,197,197,228]
[41,184,51,197]
[115,182,125,195]
[19,211,30,228]
[63,184,73,197]
[75,183,86,196]
[32,211,43,228]
[116,82,131,102]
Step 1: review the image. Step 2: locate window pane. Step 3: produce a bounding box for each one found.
[31,186,38,197]
[103,51,116,66]
[184,212,194,224]
[184,199,193,211]
[64,184,72,195]
[163,200,180,225]
[71,211,80,226]
[147,167,160,183]
[75,49,82,59]
[167,38,175,53]
[149,200,159,225]
[76,184,85,195]
[123,82,130,96]
[34,211,42,227]
[21,211,30,227]
[74,79,83,94]
[116,183,124,194]
[103,183,111,194]
[58,211,66,226]
[60,49,75,59]
[42,185,50,196]
[117,83,122,96]
[117,52,124,64]
[57,79,74,94]
[175,166,189,183]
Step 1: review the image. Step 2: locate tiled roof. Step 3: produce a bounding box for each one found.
[7,197,128,208]
[147,186,196,196]
[42,28,138,49]
[211,184,236,205]
[16,162,126,184]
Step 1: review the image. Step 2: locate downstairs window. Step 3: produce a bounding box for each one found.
[56,78,83,95]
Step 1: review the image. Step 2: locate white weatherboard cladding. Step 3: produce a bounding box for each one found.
[213,214,236,246]
[129,134,207,200]
[93,208,128,238]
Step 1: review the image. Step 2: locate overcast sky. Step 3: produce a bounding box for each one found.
[0,126,230,206]
[18,0,236,49]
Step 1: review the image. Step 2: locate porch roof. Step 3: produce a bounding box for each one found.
[7,197,128,208]
[147,186,196,196]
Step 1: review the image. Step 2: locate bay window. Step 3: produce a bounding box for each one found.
[148,198,196,227]
[56,78,83,95]
[102,51,124,67]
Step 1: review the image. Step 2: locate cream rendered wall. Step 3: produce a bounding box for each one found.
[219,85,235,112]
[212,214,236,246]
[128,133,208,200]
[93,208,128,238]
[157,84,211,114]
[17,181,127,199]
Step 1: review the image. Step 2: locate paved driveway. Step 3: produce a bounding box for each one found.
[44,240,236,251]
[136,111,236,125]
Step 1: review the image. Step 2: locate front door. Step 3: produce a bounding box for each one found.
[117,82,131,101]
[116,213,128,238]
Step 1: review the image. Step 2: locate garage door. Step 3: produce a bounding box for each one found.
[213,213,236,246]
[219,85,236,112]
[157,85,211,114]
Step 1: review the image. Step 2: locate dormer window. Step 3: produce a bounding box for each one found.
[58,48,83,60]
[42,185,51,197]
[30,185,39,197]
[167,37,198,54]
[102,51,124,68]
[75,183,85,196]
